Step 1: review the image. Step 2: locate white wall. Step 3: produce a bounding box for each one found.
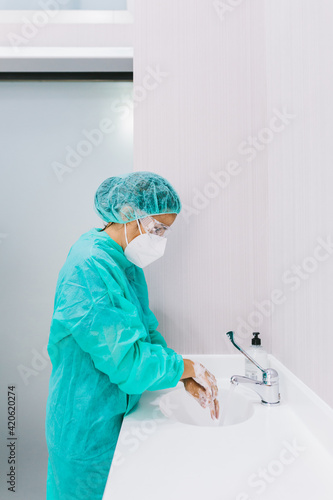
[265,0,333,407]
[134,0,270,356]
[134,0,333,409]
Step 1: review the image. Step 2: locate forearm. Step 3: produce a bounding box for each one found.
[180,358,196,380]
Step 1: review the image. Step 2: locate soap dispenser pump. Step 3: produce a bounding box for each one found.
[244,332,269,380]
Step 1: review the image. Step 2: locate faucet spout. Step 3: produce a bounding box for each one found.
[231,374,280,405]
[226,331,281,405]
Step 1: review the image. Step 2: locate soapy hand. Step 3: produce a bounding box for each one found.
[192,362,219,400]
[182,363,220,420]
[183,378,220,420]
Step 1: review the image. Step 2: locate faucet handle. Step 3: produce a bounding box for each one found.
[226,331,266,375]
[226,331,279,385]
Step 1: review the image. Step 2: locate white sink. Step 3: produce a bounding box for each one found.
[103,355,333,500]
[158,383,254,427]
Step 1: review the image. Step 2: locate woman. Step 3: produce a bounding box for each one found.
[45,171,219,500]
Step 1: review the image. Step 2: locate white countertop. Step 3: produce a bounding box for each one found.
[103,355,333,500]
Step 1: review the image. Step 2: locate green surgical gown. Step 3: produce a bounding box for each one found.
[45,228,184,500]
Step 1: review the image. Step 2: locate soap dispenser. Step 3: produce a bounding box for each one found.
[244,332,269,380]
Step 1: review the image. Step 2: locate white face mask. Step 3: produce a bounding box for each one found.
[124,219,167,268]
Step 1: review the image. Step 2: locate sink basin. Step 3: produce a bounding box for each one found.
[105,356,333,500]
[158,384,254,427]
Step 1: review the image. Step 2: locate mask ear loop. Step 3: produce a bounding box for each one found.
[137,219,143,235]
[124,219,142,247]
[124,223,129,246]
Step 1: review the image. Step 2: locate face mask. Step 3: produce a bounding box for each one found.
[124,219,167,268]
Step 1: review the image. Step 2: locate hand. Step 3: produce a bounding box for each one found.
[192,362,219,401]
[182,378,220,420]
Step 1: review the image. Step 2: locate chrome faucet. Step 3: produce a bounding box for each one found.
[226,331,280,405]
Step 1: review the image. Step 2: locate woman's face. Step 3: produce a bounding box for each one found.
[150,213,177,226]
[105,213,178,249]
[134,213,177,238]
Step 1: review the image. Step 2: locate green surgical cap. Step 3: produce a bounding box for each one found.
[94,171,182,223]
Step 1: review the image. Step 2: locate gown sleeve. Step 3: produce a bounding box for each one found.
[50,254,184,395]
[147,308,168,348]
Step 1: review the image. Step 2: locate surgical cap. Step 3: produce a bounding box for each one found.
[94,171,182,223]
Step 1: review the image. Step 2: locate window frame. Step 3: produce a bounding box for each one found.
[0,71,133,81]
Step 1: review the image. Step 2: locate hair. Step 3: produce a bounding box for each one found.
[101,222,114,232]
[101,220,139,232]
